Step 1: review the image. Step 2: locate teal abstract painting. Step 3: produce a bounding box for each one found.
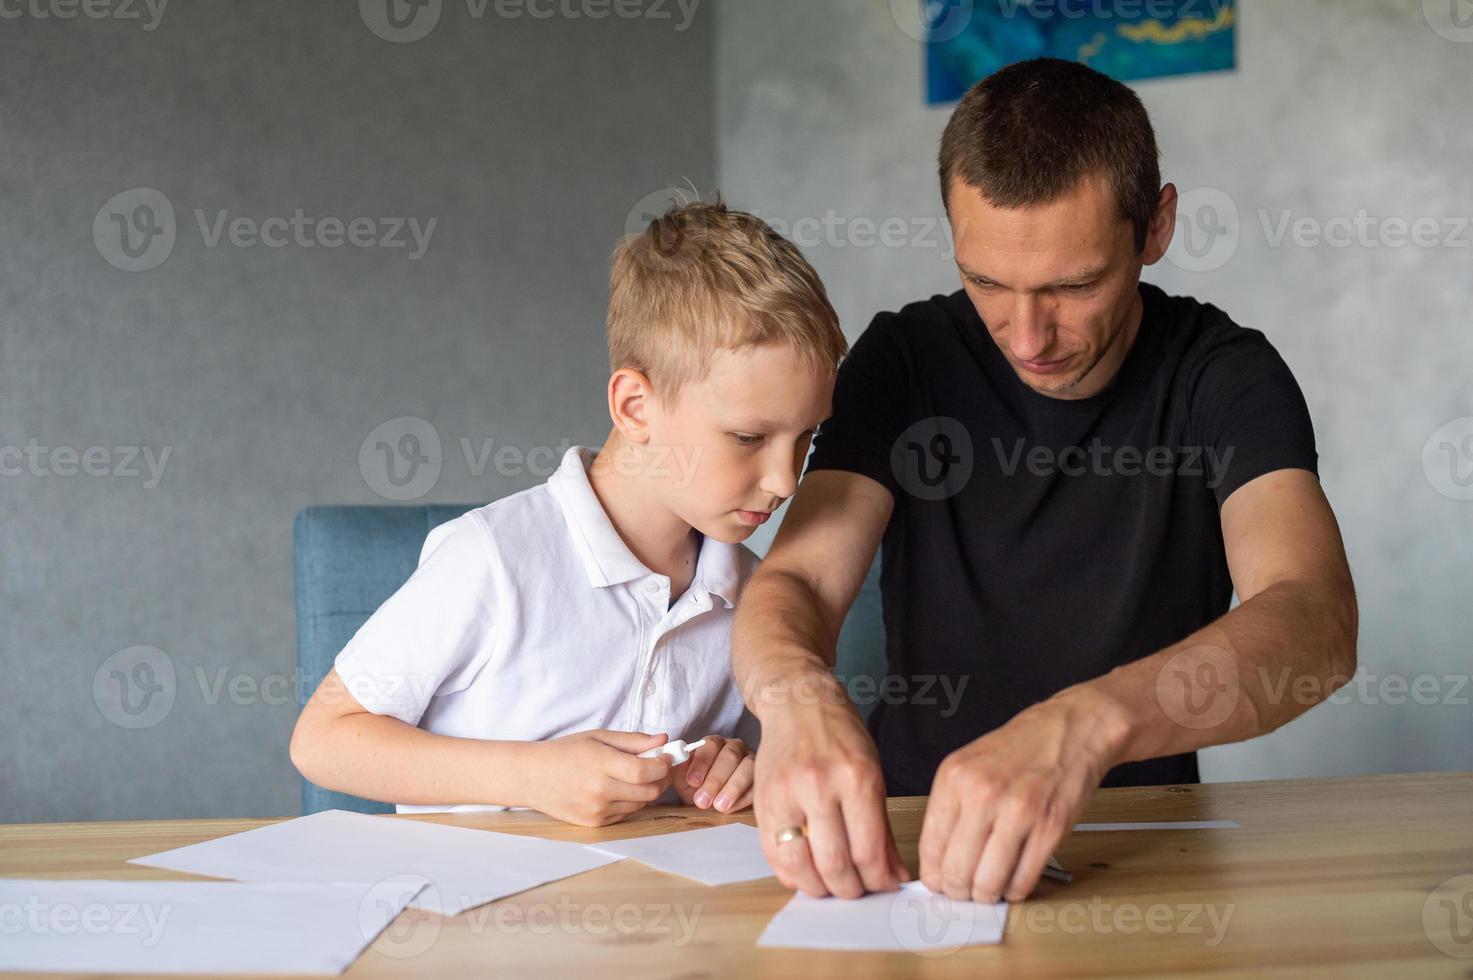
[923,0,1237,105]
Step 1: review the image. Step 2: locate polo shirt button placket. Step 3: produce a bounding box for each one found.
[636,577,666,726]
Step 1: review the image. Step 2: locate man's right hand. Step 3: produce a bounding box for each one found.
[753,676,910,898]
[732,468,903,897]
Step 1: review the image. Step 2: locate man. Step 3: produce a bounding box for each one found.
[732,58,1358,906]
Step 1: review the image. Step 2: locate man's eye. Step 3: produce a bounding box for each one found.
[1061,282,1093,293]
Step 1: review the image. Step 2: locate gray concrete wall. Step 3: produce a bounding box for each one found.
[717,0,1473,782]
[5,0,1466,824]
[1,0,715,821]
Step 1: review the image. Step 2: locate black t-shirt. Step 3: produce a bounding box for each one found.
[806,281,1318,794]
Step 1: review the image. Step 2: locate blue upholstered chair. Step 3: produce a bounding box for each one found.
[292,505,886,815]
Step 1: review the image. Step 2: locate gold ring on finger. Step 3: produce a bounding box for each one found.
[774,825,807,846]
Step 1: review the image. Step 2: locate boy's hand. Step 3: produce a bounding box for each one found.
[528,730,675,826]
[672,735,755,812]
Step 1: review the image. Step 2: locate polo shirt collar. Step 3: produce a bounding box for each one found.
[547,446,744,607]
[693,528,743,609]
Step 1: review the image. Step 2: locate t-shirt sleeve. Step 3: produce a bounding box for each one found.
[1189,326,1319,506]
[332,514,498,726]
[804,312,910,498]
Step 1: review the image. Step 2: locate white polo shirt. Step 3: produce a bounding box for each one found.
[333,446,761,813]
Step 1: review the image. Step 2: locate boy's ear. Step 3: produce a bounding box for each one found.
[608,367,656,445]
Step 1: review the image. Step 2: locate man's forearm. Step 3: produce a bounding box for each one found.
[1069,577,1359,768]
[732,564,852,723]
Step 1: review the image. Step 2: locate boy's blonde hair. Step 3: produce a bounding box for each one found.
[608,197,847,400]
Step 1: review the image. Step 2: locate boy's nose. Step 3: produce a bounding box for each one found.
[759,452,799,502]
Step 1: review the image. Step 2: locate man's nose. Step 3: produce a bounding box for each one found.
[1007,294,1053,362]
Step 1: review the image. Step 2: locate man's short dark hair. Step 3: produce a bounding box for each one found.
[938,58,1162,253]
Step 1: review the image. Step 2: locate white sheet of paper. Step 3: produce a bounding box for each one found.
[0,878,417,975]
[758,880,1007,953]
[129,809,622,915]
[588,823,775,886]
[1074,819,1240,831]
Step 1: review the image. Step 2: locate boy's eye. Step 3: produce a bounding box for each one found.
[731,433,762,446]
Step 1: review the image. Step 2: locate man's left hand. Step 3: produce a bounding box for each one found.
[919,688,1126,903]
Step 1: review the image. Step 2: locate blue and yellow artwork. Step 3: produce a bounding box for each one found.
[924,0,1237,105]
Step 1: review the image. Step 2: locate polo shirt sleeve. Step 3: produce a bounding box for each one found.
[804,311,910,498]
[332,514,498,726]
[1188,325,1319,506]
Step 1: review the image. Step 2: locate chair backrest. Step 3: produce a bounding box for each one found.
[292,504,885,814]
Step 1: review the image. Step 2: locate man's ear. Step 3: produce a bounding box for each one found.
[608,367,656,445]
[1141,182,1179,266]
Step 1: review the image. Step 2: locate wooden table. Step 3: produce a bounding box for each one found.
[3,772,1471,977]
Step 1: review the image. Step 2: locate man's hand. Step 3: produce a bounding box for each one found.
[753,677,911,899]
[919,687,1127,903]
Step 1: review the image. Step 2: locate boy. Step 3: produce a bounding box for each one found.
[290,199,847,826]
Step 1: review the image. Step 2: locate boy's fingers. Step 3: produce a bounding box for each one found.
[605,776,669,803]
[591,730,668,754]
[711,756,754,812]
[684,738,724,787]
[595,800,646,825]
[730,780,756,811]
[608,749,673,785]
[695,743,745,808]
